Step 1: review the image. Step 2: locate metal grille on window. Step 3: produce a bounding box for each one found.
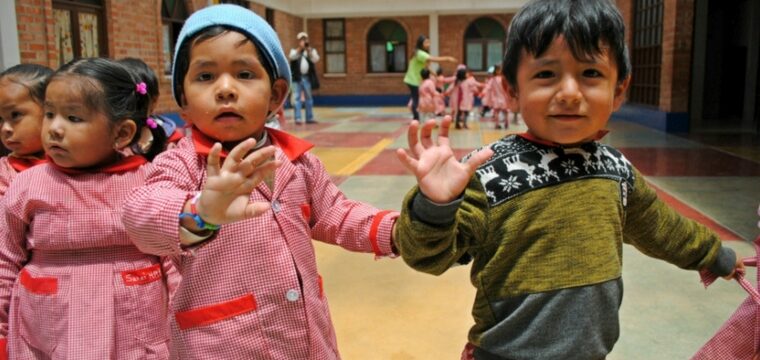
[630,0,664,107]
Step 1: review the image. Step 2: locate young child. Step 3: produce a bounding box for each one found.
[417,68,441,122]
[483,65,511,129]
[0,64,53,196]
[121,5,398,359]
[479,66,494,118]
[118,57,184,149]
[394,1,742,359]
[0,58,171,358]
[446,65,484,129]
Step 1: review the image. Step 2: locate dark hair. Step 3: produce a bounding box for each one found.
[173,26,275,106]
[0,63,54,104]
[415,35,428,51]
[502,0,631,87]
[118,57,159,104]
[420,68,431,80]
[455,68,467,86]
[51,58,166,160]
[436,67,443,76]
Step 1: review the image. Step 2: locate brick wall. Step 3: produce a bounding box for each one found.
[438,14,513,75]
[15,0,54,67]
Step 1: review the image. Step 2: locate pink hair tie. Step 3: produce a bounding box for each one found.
[146,117,158,129]
[135,82,148,95]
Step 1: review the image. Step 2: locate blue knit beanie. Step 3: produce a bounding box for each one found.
[171,4,291,110]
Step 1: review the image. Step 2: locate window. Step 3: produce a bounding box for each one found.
[324,19,345,73]
[367,20,407,73]
[629,0,663,106]
[52,0,107,67]
[217,0,247,6]
[464,17,505,71]
[162,0,189,74]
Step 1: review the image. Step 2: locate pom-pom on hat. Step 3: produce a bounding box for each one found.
[171,4,291,112]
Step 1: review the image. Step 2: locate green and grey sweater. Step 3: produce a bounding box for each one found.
[395,135,735,360]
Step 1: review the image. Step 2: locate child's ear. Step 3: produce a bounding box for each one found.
[268,79,289,111]
[113,119,137,150]
[612,75,632,111]
[504,79,520,112]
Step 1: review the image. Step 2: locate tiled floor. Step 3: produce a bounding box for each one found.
[283,107,760,359]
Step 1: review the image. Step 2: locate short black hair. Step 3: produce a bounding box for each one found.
[420,68,431,80]
[0,63,54,104]
[173,26,275,106]
[502,0,631,87]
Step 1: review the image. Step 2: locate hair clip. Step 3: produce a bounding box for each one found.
[146,117,158,129]
[136,82,148,95]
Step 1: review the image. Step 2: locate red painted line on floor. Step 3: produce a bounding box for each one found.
[648,182,741,241]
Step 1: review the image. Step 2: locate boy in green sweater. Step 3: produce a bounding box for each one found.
[394,0,743,359]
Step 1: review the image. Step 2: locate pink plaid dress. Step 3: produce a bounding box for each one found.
[0,156,46,198]
[122,128,399,359]
[0,157,172,359]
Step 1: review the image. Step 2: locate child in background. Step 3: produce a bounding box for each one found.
[118,57,185,149]
[121,5,398,359]
[0,58,171,359]
[394,1,742,359]
[417,68,440,122]
[484,65,511,129]
[446,65,484,129]
[435,68,455,116]
[479,66,495,118]
[0,64,52,196]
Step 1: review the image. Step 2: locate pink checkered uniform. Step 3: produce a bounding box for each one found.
[122,128,399,359]
[0,156,46,197]
[0,157,172,359]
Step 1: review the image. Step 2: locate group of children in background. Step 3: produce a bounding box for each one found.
[0,0,754,359]
[415,64,520,130]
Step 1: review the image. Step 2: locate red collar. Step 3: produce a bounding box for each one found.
[517,130,609,147]
[191,127,313,162]
[47,155,147,175]
[168,129,184,144]
[7,156,47,172]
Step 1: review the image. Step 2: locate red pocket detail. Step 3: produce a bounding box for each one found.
[121,264,162,286]
[19,269,58,295]
[300,204,311,221]
[175,294,257,330]
[318,275,324,298]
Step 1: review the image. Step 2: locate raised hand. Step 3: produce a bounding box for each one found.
[396,116,493,204]
[196,138,282,225]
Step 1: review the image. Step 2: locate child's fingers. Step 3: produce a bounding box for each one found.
[463,147,494,173]
[406,121,423,158]
[419,119,436,149]
[396,148,419,174]
[238,146,277,177]
[438,116,452,140]
[223,138,256,171]
[206,143,223,178]
[244,202,272,219]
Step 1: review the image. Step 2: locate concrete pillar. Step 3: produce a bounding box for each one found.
[0,0,20,71]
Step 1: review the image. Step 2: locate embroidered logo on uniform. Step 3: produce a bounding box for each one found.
[466,135,636,207]
[121,264,162,286]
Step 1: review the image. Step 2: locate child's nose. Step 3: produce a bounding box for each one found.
[215,75,238,102]
[1,121,12,136]
[556,76,582,105]
[46,116,65,139]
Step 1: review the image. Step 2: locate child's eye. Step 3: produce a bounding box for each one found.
[67,115,83,123]
[44,112,54,119]
[583,69,602,78]
[11,111,22,120]
[196,73,214,81]
[238,71,255,80]
[534,71,555,79]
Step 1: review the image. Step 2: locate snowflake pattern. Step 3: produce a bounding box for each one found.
[473,135,635,207]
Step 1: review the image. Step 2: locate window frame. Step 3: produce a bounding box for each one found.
[366,20,407,74]
[629,0,664,107]
[463,17,506,72]
[52,0,108,67]
[323,18,346,74]
[161,0,189,75]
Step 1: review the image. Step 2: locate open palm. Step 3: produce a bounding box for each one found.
[396,117,493,204]
[198,139,281,225]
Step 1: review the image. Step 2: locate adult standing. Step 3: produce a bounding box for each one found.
[403,35,457,120]
[289,32,320,124]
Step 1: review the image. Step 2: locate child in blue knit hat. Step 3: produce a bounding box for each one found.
[122,5,399,359]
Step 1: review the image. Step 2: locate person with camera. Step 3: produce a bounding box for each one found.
[289,32,320,125]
